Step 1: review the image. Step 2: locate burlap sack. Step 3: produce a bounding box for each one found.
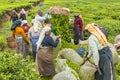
[58,48,83,65]
[79,61,96,80]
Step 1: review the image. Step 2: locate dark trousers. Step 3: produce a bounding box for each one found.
[73,26,80,44]
[31,36,39,62]
[95,46,116,80]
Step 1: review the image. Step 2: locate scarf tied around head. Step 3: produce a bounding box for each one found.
[85,24,107,46]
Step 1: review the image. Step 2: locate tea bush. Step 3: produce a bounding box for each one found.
[0,36,6,51]
[0,0,41,23]
[1,0,120,79]
[0,51,41,80]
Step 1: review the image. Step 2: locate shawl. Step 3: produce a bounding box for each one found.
[85,24,107,46]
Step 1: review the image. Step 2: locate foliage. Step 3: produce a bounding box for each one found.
[37,0,120,44]
[61,40,78,49]
[115,62,120,75]
[115,62,120,80]
[66,59,80,73]
[0,51,42,80]
[51,14,72,43]
[0,36,6,51]
[1,0,120,80]
[0,0,41,22]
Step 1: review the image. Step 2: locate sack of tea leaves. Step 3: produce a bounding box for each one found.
[108,42,119,64]
[53,67,80,80]
[58,48,83,65]
[79,61,96,80]
[118,55,120,62]
[55,58,68,73]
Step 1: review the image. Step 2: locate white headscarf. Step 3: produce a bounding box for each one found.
[36,26,51,50]
[21,20,27,26]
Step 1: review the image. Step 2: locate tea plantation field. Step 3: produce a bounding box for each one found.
[0,0,120,80]
[0,0,40,18]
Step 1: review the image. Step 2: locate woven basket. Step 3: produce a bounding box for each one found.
[49,6,70,16]
[6,36,16,48]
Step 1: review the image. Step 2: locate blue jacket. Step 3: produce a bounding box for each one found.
[41,35,59,47]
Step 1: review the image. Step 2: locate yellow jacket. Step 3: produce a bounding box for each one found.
[12,26,29,44]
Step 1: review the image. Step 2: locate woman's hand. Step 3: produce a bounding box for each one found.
[95,65,102,75]
[57,35,61,39]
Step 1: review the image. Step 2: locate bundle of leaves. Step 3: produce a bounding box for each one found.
[51,14,72,43]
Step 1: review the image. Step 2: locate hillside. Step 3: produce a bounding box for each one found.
[0,0,120,80]
[0,0,41,20]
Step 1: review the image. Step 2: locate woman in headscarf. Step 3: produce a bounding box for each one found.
[21,20,30,35]
[10,10,18,23]
[28,19,42,62]
[12,20,29,59]
[21,20,30,57]
[19,8,26,20]
[36,26,61,76]
[91,23,108,39]
[85,24,116,80]
[73,13,84,44]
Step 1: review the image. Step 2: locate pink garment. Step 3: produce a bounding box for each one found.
[20,9,26,14]
[74,17,83,33]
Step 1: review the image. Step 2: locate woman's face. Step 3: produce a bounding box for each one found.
[46,31,51,36]
[38,11,43,16]
[87,31,91,37]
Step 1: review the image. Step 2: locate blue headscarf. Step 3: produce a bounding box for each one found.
[11,20,21,30]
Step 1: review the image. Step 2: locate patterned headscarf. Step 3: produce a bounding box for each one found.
[85,24,107,46]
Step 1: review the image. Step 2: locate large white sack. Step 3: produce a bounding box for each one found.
[119,55,120,62]
[115,34,120,43]
[108,42,119,64]
[55,58,68,73]
[53,67,80,80]
[114,34,120,51]
[58,48,83,65]
[79,61,96,80]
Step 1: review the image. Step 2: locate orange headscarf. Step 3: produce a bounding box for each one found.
[85,24,107,46]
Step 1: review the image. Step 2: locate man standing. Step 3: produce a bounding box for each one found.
[35,10,49,26]
[10,10,18,23]
[73,13,84,44]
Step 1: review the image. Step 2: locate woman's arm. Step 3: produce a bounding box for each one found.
[48,37,59,47]
[87,35,100,66]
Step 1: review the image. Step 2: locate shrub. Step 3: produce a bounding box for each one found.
[0,51,41,80]
[0,36,6,51]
